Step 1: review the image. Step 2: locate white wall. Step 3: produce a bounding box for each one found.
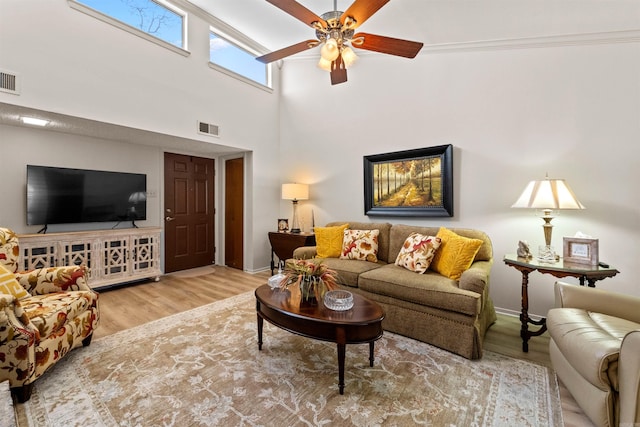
[0,124,162,230]
[0,0,282,271]
[278,37,640,316]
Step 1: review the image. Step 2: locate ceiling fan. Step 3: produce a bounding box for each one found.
[256,0,424,85]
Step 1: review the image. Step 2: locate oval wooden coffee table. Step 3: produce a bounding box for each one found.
[255,284,385,394]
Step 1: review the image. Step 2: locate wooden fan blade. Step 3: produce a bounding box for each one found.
[330,53,348,85]
[256,40,319,63]
[340,0,390,29]
[266,0,326,30]
[352,32,423,58]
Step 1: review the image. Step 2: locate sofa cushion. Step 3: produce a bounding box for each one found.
[431,227,483,280]
[359,264,481,316]
[21,290,99,339]
[313,257,384,288]
[0,264,30,300]
[340,229,379,262]
[395,233,441,273]
[314,224,349,258]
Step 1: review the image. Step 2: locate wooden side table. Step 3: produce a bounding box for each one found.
[503,254,619,352]
[268,232,315,274]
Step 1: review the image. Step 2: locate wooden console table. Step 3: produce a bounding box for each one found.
[18,228,162,289]
[503,254,619,352]
[268,232,315,274]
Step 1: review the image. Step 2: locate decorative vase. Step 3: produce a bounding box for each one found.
[300,276,319,304]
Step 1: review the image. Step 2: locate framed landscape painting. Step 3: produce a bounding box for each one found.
[364,144,453,217]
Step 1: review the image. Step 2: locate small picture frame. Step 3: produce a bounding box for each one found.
[277,218,289,232]
[563,237,599,266]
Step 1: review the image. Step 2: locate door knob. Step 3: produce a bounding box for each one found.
[165,216,175,222]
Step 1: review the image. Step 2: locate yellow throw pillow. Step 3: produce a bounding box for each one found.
[314,224,349,258]
[430,227,483,280]
[0,264,31,299]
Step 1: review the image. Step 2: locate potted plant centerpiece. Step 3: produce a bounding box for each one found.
[279,259,339,303]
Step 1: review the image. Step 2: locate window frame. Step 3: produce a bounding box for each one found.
[208,27,272,91]
[69,0,189,56]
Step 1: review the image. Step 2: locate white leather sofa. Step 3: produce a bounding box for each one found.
[547,281,640,427]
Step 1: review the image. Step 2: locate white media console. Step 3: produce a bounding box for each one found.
[17,227,162,289]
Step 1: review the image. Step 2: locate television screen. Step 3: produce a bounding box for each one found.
[27,165,147,225]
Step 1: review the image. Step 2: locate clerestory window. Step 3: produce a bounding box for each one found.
[209,30,270,88]
[74,0,185,49]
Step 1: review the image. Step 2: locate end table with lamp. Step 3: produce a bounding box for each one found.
[508,174,618,351]
[503,254,619,352]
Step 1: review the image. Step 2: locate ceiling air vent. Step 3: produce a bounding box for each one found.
[0,70,20,95]
[198,121,220,137]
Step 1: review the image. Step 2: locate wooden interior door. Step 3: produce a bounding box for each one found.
[164,153,215,273]
[224,157,244,270]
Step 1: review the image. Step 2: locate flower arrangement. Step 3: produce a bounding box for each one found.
[279,258,340,302]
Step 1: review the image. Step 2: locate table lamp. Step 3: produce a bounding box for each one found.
[282,183,309,233]
[511,174,585,247]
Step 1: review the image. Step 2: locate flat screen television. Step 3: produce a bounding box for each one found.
[27,165,147,226]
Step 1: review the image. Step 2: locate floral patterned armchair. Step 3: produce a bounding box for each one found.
[0,227,99,402]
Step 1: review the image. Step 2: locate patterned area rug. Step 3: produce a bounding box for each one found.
[15,292,563,426]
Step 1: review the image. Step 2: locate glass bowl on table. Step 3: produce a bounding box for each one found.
[323,290,354,311]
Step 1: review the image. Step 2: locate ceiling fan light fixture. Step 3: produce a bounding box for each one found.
[320,37,340,61]
[341,46,358,68]
[317,57,332,71]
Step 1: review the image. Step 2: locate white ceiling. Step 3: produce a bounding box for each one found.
[191,0,640,51]
[2,0,639,152]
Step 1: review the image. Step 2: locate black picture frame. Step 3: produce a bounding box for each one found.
[364,144,453,217]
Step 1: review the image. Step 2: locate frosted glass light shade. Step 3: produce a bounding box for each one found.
[318,57,332,71]
[282,183,309,201]
[320,38,339,61]
[341,46,358,68]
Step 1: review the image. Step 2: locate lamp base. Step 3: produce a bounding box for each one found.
[290,200,301,234]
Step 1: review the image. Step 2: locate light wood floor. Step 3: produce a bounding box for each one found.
[94,265,592,426]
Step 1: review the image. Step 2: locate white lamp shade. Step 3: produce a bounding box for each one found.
[282,183,309,201]
[512,178,585,210]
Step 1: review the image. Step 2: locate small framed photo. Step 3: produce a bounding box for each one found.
[563,237,599,266]
[277,218,289,232]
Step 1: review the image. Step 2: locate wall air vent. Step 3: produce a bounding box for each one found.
[0,70,20,94]
[198,121,220,137]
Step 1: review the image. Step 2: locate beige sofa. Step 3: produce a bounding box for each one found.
[294,221,496,360]
[547,282,640,427]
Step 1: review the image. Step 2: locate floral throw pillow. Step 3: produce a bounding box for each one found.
[340,229,380,263]
[395,233,442,273]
